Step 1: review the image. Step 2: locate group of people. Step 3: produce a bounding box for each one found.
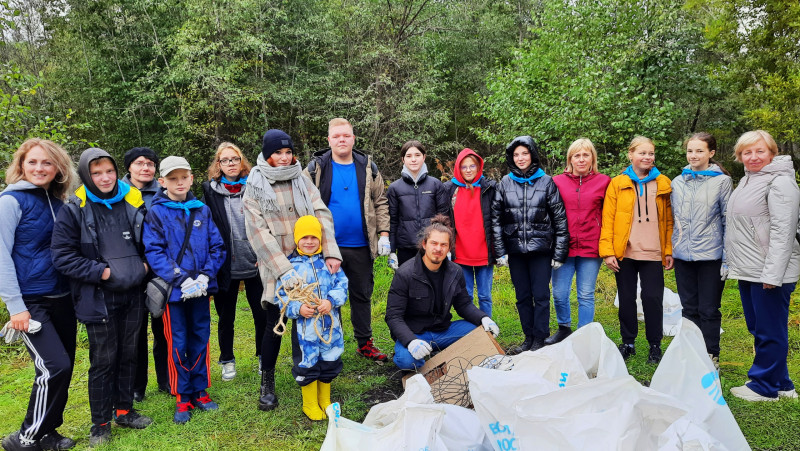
[1,119,797,450]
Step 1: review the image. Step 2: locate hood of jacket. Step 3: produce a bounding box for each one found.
[505,136,541,178]
[453,148,484,186]
[78,148,119,199]
[400,163,428,184]
[1,180,41,193]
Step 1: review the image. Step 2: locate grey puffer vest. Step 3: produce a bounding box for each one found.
[670,164,732,261]
[724,155,800,286]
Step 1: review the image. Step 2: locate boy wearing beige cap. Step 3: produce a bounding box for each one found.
[143,156,226,424]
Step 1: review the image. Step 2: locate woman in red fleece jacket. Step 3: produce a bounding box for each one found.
[443,149,498,317]
[546,138,611,344]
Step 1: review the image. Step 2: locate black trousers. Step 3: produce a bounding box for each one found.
[508,253,552,339]
[396,248,417,266]
[290,321,342,386]
[674,259,723,356]
[18,295,76,442]
[213,276,266,362]
[615,258,663,346]
[85,291,144,424]
[133,310,168,394]
[340,246,375,346]
[261,301,284,371]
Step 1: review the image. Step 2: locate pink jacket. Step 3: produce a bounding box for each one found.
[553,171,611,258]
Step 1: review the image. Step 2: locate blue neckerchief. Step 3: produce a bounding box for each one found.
[450,174,484,188]
[681,168,721,179]
[85,181,129,209]
[508,168,545,185]
[221,175,247,185]
[161,199,205,216]
[623,165,661,196]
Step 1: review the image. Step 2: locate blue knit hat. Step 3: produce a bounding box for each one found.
[261,129,294,161]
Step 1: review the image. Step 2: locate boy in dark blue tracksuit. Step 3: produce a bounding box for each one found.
[143,156,225,424]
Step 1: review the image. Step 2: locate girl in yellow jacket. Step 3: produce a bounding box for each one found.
[599,136,673,364]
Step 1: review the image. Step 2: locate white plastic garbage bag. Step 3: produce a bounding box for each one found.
[650,319,749,451]
[321,375,492,451]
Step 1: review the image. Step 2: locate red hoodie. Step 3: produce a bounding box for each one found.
[451,148,489,266]
[552,171,611,258]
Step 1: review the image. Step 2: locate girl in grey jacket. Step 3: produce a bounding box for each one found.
[670,133,732,365]
[725,130,800,402]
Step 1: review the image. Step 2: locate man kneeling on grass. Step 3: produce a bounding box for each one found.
[385,214,499,370]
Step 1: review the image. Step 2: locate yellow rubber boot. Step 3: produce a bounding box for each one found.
[318,381,332,412]
[301,381,326,421]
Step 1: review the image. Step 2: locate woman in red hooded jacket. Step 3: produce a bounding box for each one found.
[546,139,611,344]
[443,149,498,317]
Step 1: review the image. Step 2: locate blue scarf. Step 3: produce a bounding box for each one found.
[681,168,721,179]
[221,175,247,185]
[161,199,205,216]
[508,168,545,185]
[450,175,484,188]
[85,181,130,209]
[623,165,661,196]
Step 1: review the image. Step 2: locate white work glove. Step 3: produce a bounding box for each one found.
[388,253,399,270]
[496,255,508,267]
[551,259,563,270]
[180,277,203,299]
[408,339,433,360]
[481,317,499,337]
[378,236,391,256]
[1,319,42,344]
[196,274,209,295]
[280,269,304,290]
[720,263,729,281]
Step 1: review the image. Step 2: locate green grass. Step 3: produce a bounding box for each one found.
[2,259,799,449]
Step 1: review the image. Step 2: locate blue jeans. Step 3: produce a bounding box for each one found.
[551,257,602,328]
[393,320,478,370]
[461,264,494,317]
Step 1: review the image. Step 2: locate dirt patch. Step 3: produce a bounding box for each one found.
[361,362,407,406]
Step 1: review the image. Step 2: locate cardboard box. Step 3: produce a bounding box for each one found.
[402,326,505,407]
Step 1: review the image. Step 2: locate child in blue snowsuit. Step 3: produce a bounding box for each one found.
[142,156,225,425]
[274,215,347,421]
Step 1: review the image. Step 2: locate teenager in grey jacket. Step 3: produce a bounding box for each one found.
[725,130,800,402]
[670,133,732,366]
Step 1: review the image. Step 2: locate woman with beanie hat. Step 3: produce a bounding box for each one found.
[599,136,673,365]
[491,136,569,354]
[273,215,348,421]
[443,148,498,317]
[123,146,169,401]
[243,129,342,411]
[202,142,265,383]
[387,140,449,268]
[546,139,611,345]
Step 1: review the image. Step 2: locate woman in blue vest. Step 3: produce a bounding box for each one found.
[670,133,731,368]
[0,139,78,451]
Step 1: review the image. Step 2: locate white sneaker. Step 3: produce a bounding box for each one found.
[220,362,236,381]
[778,389,798,399]
[730,384,778,402]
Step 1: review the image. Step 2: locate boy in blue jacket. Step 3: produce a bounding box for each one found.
[143,156,225,424]
[274,215,347,421]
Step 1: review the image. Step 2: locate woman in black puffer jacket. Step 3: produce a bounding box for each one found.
[492,136,569,354]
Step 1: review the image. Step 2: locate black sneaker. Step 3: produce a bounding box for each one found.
[618,343,636,360]
[530,337,546,352]
[544,326,572,345]
[88,423,111,448]
[647,344,662,364]
[39,430,75,450]
[506,336,533,355]
[2,431,41,451]
[114,409,153,429]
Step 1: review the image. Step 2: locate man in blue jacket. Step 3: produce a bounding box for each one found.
[51,148,153,447]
